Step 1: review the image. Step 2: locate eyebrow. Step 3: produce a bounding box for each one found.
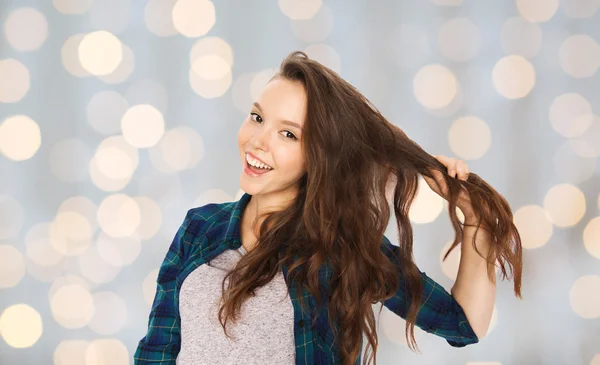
[253,102,303,131]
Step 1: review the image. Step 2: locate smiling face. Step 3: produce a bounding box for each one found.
[238,77,307,202]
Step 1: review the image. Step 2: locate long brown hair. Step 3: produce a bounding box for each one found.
[217,51,522,365]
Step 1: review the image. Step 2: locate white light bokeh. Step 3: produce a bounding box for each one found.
[558,34,600,79]
[492,55,536,99]
[513,205,553,249]
[97,232,141,267]
[97,43,135,84]
[54,0,93,14]
[413,64,458,109]
[85,338,130,365]
[49,276,91,302]
[190,37,234,68]
[77,244,121,284]
[543,184,586,227]
[408,177,444,224]
[380,306,425,345]
[303,44,341,73]
[172,0,216,38]
[0,245,25,288]
[562,0,600,18]
[149,126,204,173]
[0,115,41,161]
[569,275,600,318]
[448,116,491,160]
[88,292,127,335]
[279,0,322,20]
[121,104,166,148]
[290,4,333,42]
[553,141,596,184]
[4,7,48,52]
[97,194,141,238]
[569,116,600,158]
[54,340,90,365]
[78,31,123,76]
[438,18,482,61]
[0,194,24,239]
[89,136,138,192]
[87,91,130,135]
[583,217,600,260]
[500,17,543,58]
[25,223,65,267]
[49,216,92,257]
[516,0,559,22]
[144,0,178,37]
[0,304,43,348]
[549,93,593,138]
[0,59,30,103]
[189,64,233,99]
[61,34,91,77]
[133,196,163,240]
[50,283,95,329]
[89,0,132,34]
[191,54,231,80]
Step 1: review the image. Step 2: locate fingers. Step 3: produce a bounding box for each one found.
[435,154,470,180]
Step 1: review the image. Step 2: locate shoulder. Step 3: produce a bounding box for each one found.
[182,200,235,235]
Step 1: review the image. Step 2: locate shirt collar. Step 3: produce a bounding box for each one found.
[223,191,252,249]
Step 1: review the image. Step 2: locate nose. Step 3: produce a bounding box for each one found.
[250,125,270,152]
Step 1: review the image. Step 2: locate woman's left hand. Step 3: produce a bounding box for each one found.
[423,154,476,220]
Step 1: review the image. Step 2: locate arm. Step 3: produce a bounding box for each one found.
[134,209,195,364]
[450,219,496,339]
[380,234,479,347]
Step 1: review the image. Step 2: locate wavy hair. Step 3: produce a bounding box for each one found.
[217,51,523,365]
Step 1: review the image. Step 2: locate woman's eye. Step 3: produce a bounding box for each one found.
[283,131,298,140]
[250,112,262,123]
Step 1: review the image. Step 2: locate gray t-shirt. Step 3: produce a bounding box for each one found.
[176,246,296,365]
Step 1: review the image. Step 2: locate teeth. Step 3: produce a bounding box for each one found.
[246,154,273,170]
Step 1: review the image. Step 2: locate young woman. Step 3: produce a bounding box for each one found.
[134,51,522,365]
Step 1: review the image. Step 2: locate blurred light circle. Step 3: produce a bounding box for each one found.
[516,0,559,22]
[0,59,30,102]
[50,284,95,329]
[558,34,600,79]
[53,0,93,14]
[0,245,25,288]
[549,93,593,138]
[78,31,123,76]
[4,7,48,52]
[569,275,600,318]
[87,91,130,135]
[290,4,333,42]
[513,205,553,249]
[583,217,600,259]
[172,0,216,37]
[279,0,322,19]
[409,178,444,224]
[0,115,41,161]
[543,183,586,227]
[61,34,91,77]
[97,194,141,238]
[303,44,341,73]
[85,339,129,365]
[190,37,234,68]
[54,340,90,365]
[121,104,165,148]
[0,304,43,348]
[448,116,491,160]
[413,64,458,109]
[97,44,135,84]
[88,292,127,335]
[144,0,178,37]
[492,55,536,99]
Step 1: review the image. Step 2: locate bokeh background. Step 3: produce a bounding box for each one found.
[1,0,600,364]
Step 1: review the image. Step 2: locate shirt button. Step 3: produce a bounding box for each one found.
[298,320,304,328]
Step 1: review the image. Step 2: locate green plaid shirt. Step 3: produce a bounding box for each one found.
[134,192,478,364]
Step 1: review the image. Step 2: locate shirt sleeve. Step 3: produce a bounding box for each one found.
[379,234,479,347]
[134,209,196,364]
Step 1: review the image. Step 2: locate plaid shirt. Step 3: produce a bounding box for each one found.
[134,192,478,364]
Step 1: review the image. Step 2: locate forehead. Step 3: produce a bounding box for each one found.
[256,78,307,126]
